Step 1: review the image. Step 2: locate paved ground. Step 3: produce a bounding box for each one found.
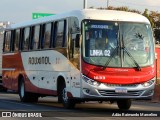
[0,92,160,119]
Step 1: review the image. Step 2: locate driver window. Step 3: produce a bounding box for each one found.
[68,17,80,69]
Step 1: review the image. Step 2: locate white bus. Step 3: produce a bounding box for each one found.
[3,9,156,110]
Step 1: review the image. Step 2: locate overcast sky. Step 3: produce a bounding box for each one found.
[0,0,160,23]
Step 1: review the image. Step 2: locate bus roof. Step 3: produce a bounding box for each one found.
[9,9,150,30]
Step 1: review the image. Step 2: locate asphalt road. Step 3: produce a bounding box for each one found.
[0,91,160,120]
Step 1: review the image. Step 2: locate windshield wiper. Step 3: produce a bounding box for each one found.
[103,46,119,70]
[103,30,121,70]
[103,33,141,71]
[121,35,141,71]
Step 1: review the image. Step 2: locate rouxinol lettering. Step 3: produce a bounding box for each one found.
[28,57,51,65]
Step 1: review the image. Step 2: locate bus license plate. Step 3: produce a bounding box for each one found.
[115,88,127,93]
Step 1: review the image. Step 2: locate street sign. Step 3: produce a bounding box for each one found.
[32,13,55,19]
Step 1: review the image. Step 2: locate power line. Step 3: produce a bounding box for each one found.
[113,0,160,8]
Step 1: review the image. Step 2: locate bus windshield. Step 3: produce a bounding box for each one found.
[82,20,154,68]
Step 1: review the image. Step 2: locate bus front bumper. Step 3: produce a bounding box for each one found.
[81,75,156,100]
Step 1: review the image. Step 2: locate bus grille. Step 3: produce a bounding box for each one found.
[104,83,138,87]
[98,90,143,96]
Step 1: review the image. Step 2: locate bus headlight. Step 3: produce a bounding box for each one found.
[82,75,100,87]
[142,79,155,87]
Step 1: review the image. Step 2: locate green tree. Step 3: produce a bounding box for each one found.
[128,9,141,14]
[116,6,129,11]
[142,9,154,28]
[149,11,160,41]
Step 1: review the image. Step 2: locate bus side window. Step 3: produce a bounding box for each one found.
[4,31,11,52]
[32,25,40,50]
[10,30,15,52]
[19,28,24,51]
[14,29,20,52]
[67,17,80,69]
[63,20,67,47]
[23,27,30,51]
[43,23,52,49]
[55,20,65,47]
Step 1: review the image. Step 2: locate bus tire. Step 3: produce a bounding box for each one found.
[0,87,7,92]
[19,78,30,102]
[117,99,131,110]
[58,85,63,103]
[61,82,75,109]
[19,78,38,103]
[29,93,39,103]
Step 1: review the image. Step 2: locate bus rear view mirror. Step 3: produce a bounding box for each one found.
[75,34,80,48]
[156,40,159,44]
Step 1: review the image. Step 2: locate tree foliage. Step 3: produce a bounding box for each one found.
[142,9,155,28]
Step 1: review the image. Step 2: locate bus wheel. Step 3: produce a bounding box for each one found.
[19,78,38,103]
[117,99,131,110]
[62,82,75,109]
[58,84,63,103]
[19,78,29,102]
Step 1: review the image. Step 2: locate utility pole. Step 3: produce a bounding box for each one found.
[107,0,109,8]
[83,0,87,9]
